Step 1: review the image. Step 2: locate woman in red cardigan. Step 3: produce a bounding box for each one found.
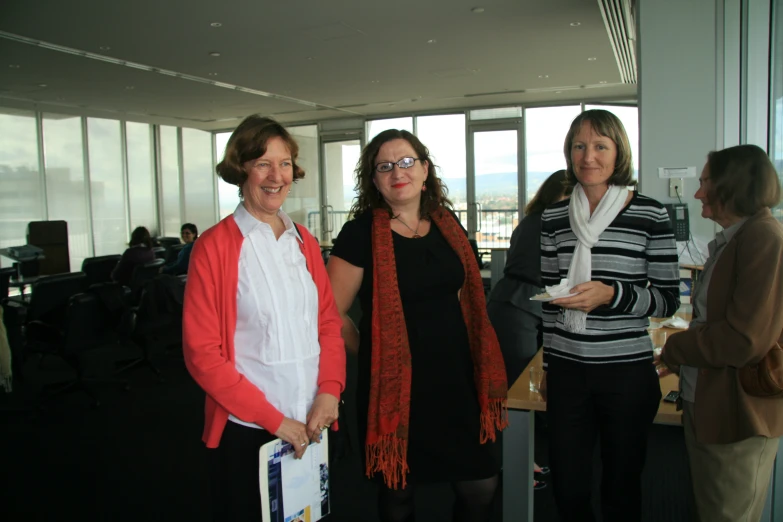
[183,115,346,521]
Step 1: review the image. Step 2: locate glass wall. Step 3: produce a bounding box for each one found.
[126,122,157,235]
[416,114,467,218]
[159,125,181,237]
[524,105,581,207]
[215,131,240,220]
[771,0,783,221]
[182,128,216,234]
[285,125,320,233]
[42,114,91,270]
[87,118,127,256]
[0,110,43,267]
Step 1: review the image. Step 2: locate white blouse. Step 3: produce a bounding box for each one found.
[228,203,320,430]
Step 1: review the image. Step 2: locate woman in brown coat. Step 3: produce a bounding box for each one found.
[661,144,783,522]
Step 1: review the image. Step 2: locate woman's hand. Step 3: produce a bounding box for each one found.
[551,281,615,313]
[306,393,340,443]
[274,418,311,459]
[653,349,674,378]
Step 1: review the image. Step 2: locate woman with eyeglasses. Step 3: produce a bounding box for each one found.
[327,129,508,522]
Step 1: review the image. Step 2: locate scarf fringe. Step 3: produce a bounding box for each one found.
[563,309,587,333]
[365,433,410,490]
[479,398,509,444]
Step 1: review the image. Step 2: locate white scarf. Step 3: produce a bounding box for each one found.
[564,184,629,332]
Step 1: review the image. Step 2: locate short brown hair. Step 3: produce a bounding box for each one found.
[706,144,782,217]
[350,129,452,218]
[563,109,635,187]
[524,170,573,215]
[215,115,304,197]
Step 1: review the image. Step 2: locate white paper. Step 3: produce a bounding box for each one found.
[259,431,330,522]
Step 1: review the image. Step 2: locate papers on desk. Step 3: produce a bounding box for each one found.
[659,316,689,329]
[259,431,330,522]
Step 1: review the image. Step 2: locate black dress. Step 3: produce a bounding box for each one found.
[331,212,500,484]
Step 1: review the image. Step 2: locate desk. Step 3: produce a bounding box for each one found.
[502,323,684,522]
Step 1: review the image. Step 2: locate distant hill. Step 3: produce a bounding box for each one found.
[443,171,553,200]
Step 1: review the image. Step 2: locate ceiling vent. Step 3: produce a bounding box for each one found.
[597,0,637,84]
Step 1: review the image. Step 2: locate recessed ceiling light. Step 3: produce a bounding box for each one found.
[469,68,481,73]
[8,64,20,69]
[38,84,47,88]
[99,45,111,51]
[599,80,607,84]
[371,80,380,84]
[427,39,437,44]
[471,7,485,13]
[306,56,314,61]
[555,91,562,94]
[208,72,219,76]
[126,86,135,90]
[570,22,581,27]
[209,52,221,57]
[56,96,65,101]
[588,57,597,61]
[210,22,222,27]
[538,74,549,79]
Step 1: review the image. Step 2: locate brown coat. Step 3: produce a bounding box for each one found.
[663,208,783,444]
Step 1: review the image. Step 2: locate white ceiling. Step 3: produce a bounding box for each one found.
[0,0,637,131]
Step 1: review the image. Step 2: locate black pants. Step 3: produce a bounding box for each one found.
[546,357,661,522]
[208,421,277,522]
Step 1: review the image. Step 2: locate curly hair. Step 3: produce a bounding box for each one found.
[350,129,452,218]
[215,115,304,197]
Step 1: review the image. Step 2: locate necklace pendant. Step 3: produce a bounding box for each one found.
[413,234,422,239]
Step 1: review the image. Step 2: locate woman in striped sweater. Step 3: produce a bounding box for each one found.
[540,109,680,522]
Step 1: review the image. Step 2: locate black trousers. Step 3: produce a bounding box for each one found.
[208,421,277,522]
[546,357,661,522]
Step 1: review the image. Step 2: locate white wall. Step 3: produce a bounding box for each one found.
[637,0,721,244]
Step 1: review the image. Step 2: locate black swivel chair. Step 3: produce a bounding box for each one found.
[128,259,165,305]
[81,255,121,288]
[22,272,87,358]
[155,237,181,249]
[151,247,166,260]
[164,243,186,265]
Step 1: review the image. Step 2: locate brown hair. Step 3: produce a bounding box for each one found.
[215,115,304,197]
[563,109,635,187]
[525,170,573,215]
[706,144,782,217]
[350,129,452,218]
[129,226,152,248]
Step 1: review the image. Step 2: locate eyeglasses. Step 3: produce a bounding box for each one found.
[375,157,420,173]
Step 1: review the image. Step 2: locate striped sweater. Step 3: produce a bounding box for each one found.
[540,192,680,367]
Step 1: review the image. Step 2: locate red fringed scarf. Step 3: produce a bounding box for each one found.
[365,207,508,489]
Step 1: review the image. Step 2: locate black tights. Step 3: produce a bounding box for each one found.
[377,475,498,522]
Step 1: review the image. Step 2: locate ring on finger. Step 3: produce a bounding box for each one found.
[300,442,307,447]
[320,424,330,431]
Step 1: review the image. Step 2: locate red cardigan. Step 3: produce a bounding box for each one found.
[182,215,346,448]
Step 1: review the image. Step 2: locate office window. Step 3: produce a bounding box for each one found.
[0,109,43,267]
[126,122,157,235]
[87,118,127,256]
[416,114,467,222]
[42,114,91,270]
[524,106,581,207]
[366,117,413,142]
[285,125,320,234]
[771,0,783,222]
[159,125,181,237]
[215,131,240,219]
[182,128,216,233]
[470,107,522,120]
[585,104,640,180]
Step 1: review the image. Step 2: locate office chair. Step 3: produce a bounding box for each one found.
[164,243,186,265]
[155,237,181,249]
[151,246,166,260]
[39,289,134,408]
[128,259,165,305]
[81,254,121,288]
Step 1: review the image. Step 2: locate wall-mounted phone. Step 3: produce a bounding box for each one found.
[664,203,690,241]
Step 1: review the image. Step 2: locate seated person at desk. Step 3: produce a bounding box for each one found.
[541,110,680,522]
[661,145,783,522]
[111,226,155,287]
[162,223,198,275]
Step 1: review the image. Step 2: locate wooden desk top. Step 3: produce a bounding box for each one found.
[680,263,704,271]
[508,320,689,426]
